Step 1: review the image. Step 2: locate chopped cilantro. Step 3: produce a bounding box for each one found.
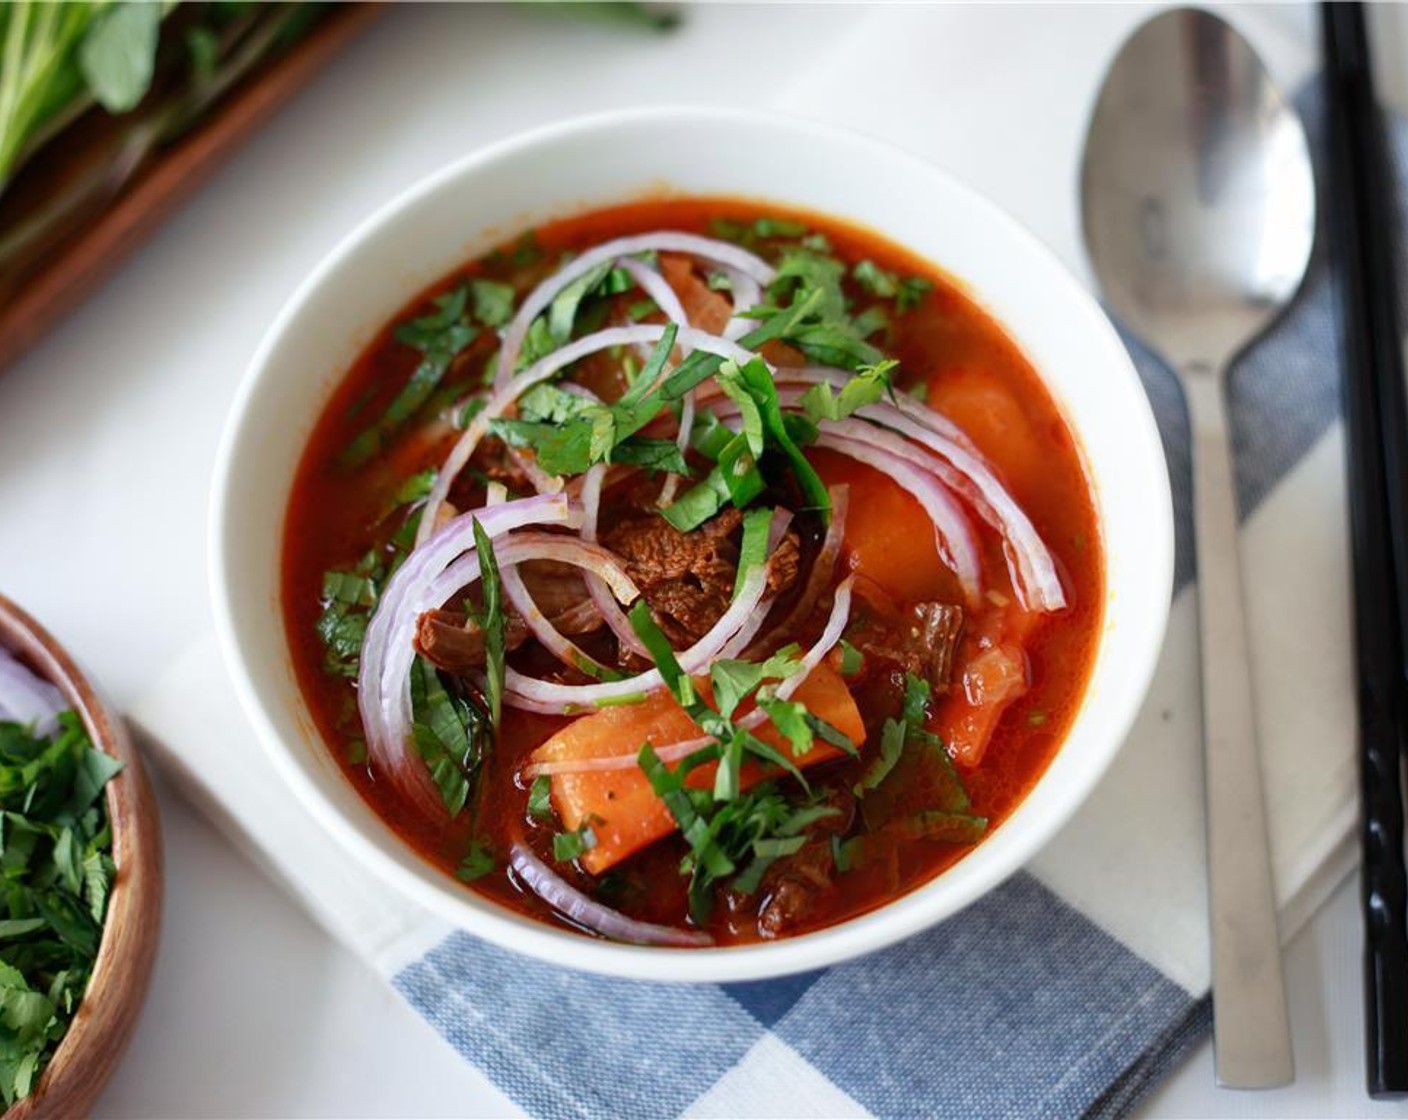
[838,639,864,676]
[732,507,773,597]
[340,288,479,466]
[470,520,505,731]
[851,673,983,842]
[0,711,120,1105]
[456,842,495,883]
[469,279,516,328]
[552,824,598,863]
[799,359,897,424]
[528,776,554,820]
[853,717,905,796]
[409,658,484,816]
[389,468,437,508]
[852,259,933,312]
[722,357,831,516]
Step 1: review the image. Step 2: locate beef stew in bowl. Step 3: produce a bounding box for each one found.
[282,199,1102,947]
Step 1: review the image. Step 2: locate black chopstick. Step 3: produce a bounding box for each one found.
[1321,2,1408,1099]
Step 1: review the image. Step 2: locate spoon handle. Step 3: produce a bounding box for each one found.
[1183,365,1294,1089]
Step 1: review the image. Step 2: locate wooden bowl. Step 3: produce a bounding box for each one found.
[0,595,163,1119]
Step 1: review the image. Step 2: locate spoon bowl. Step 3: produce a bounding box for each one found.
[1082,7,1315,369]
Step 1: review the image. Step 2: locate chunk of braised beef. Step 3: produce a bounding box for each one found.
[659,254,734,336]
[767,532,802,596]
[518,560,600,628]
[414,610,530,676]
[602,508,802,647]
[414,573,604,675]
[467,435,533,495]
[753,788,855,939]
[844,581,965,694]
[915,602,964,692]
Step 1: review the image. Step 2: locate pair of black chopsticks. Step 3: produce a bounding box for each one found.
[1320,2,1408,1100]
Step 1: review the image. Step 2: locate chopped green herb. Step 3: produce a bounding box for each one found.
[723,357,831,516]
[609,437,690,475]
[852,259,933,312]
[455,842,495,883]
[409,658,484,816]
[389,468,437,508]
[342,288,478,466]
[517,383,596,424]
[638,743,832,922]
[732,506,773,597]
[853,717,905,796]
[552,824,598,863]
[838,639,863,677]
[852,672,982,842]
[709,646,803,720]
[0,710,120,1106]
[469,279,516,328]
[708,216,809,247]
[528,775,554,820]
[79,2,161,113]
[899,810,988,844]
[517,316,557,370]
[799,359,897,424]
[470,520,505,731]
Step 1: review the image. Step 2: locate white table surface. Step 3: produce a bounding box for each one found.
[0,3,1404,1116]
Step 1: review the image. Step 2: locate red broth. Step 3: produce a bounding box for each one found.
[282,197,1103,944]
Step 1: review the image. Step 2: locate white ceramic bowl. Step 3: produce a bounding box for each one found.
[211,107,1172,983]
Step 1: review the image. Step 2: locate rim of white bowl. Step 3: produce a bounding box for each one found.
[210,104,1173,984]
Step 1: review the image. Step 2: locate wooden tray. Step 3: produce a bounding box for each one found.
[0,3,381,376]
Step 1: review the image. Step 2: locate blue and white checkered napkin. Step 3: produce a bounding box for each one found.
[129,82,1387,1118]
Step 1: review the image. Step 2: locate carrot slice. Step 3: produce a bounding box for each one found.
[533,663,864,874]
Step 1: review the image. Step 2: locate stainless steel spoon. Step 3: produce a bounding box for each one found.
[1080,7,1313,1090]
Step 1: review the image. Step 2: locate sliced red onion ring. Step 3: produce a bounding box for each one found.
[371,532,637,820]
[752,485,850,655]
[521,576,856,779]
[581,464,651,659]
[615,256,688,325]
[359,495,580,818]
[706,400,984,605]
[720,268,764,340]
[495,232,776,390]
[0,649,64,737]
[846,405,1063,611]
[773,575,854,703]
[656,387,696,508]
[503,559,771,713]
[420,323,756,546]
[773,367,981,453]
[417,325,661,547]
[712,509,795,660]
[484,486,622,680]
[394,533,637,724]
[812,431,983,605]
[509,841,712,946]
[767,376,1065,612]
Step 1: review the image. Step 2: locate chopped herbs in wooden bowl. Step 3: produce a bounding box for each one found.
[0,596,161,1118]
